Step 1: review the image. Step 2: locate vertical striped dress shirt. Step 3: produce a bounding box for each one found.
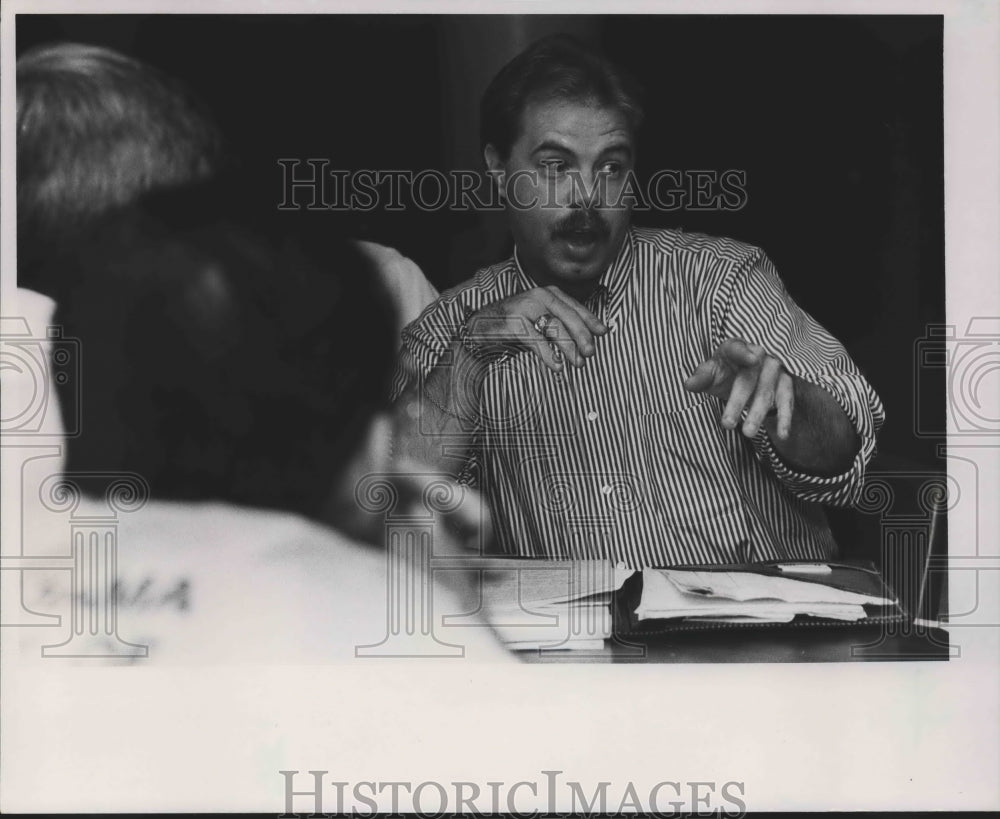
[392,227,885,568]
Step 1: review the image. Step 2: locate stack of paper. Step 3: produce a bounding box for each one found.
[635,568,896,624]
[479,560,633,650]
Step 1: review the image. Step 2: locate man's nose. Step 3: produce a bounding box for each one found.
[567,169,602,208]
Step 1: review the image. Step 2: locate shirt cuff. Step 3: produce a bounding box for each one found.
[751,373,878,507]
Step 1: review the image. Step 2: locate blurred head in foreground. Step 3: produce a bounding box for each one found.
[49,177,397,527]
[17,42,224,299]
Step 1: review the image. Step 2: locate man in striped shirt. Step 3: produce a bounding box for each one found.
[392,35,884,569]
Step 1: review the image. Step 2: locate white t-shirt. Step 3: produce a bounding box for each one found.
[11,496,512,665]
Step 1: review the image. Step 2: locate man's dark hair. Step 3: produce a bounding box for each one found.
[49,177,396,521]
[479,33,645,160]
[17,42,224,299]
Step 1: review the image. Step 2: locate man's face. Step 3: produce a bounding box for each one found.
[486,98,635,297]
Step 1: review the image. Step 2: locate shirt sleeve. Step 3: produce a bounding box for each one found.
[388,292,470,402]
[713,249,886,507]
[388,286,490,488]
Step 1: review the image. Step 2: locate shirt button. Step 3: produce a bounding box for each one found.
[616,561,627,570]
[601,484,613,496]
[586,410,599,422]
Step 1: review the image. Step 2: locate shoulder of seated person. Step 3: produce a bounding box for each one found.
[351,239,417,270]
[429,257,518,309]
[13,287,57,331]
[111,500,515,663]
[636,225,759,259]
[115,499,357,552]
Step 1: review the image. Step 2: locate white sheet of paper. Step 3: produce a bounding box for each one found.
[635,568,879,622]
[664,569,895,606]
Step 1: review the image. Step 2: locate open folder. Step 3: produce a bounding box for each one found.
[619,560,907,634]
[473,558,906,647]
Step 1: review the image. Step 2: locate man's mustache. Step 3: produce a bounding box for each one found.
[552,210,610,240]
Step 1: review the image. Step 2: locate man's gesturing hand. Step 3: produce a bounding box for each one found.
[466,286,608,371]
[684,339,794,439]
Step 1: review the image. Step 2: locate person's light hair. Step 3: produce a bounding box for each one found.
[17,42,224,297]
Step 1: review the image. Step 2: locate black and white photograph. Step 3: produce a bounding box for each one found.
[1,0,997,814]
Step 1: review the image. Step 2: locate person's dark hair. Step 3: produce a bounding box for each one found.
[17,42,225,298]
[49,176,396,521]
[479,33,645,160]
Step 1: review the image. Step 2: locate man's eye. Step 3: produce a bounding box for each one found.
[540,159,567,174]
[600,161,623,177]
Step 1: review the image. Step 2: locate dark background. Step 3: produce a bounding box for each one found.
[16,13,945,470]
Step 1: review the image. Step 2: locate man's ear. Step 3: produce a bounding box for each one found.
[483,144,505,201]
